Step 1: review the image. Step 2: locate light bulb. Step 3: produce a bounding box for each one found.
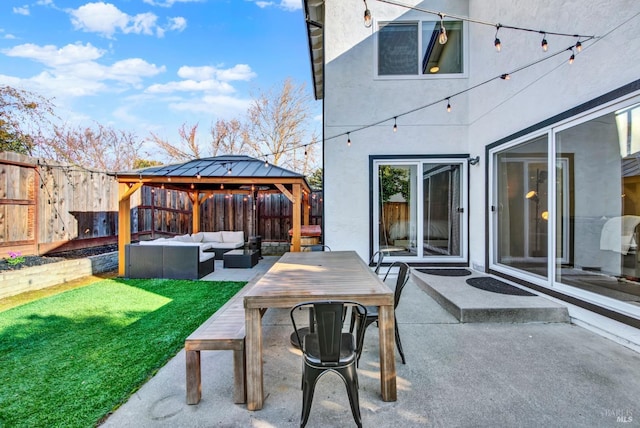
[569,52,575,64]
[364,9,372,28]
[575,40,582,52]
[393,118,397,132]
[494,37,501,52]
[446,101,451,112]
[439,26,448,44]
[541,35,548,52]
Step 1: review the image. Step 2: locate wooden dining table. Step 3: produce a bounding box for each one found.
[243,250,397,411]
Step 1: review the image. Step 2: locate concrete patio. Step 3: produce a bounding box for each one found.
[103,258,640,427]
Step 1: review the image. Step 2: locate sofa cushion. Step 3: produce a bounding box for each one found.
[211,241,244,249]
[222,231,244,243]
[139,238,168,245]
[200,231,223,243]
[191,232,204,243]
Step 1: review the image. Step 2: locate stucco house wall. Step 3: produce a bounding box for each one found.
[320,0,640,268]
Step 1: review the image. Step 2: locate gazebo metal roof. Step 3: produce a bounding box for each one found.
[117,155,311,193]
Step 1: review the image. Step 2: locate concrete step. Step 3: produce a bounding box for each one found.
[412,269,570,323]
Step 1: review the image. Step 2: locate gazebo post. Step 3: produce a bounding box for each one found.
[303,191,310,226]
[117,182,142,276]
[291,183,302,252]
[191,191,201,234]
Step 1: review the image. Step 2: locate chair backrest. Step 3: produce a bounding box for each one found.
[291,301,367,364]
[383,262,411,309]
[369,250,386,274]
[302,244,331,252]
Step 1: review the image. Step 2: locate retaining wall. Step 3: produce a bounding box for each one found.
[0,252,118,299]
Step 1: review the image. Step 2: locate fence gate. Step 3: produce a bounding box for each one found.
[0,158,38,258]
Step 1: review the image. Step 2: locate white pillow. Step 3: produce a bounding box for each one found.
[191,232,204,242]
[222,231,244,243]
[201,231,223,242]
[173,234,193,242]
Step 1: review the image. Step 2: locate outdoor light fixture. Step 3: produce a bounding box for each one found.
[347,132,351,146]
[363,0,372,28]
[468,156,480,165]
[438,14,447,44]
[393,117,397,132]
[541,33,548,51]
[446,98,451,112]
[575,40,582,52]
[500,73,511,80]
[568,49,575,64]
[494,25,501,52]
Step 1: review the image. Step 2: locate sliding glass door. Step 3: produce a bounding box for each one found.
[373,157,467,262]
[490,98,640,314]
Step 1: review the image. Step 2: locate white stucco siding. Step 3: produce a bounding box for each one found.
[322,0,640,265]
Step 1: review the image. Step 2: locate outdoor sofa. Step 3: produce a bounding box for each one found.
[124,231,245,279]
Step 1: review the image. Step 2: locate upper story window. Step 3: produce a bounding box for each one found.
[377,20,465,77]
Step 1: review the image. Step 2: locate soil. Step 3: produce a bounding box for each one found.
[0,244,118,272]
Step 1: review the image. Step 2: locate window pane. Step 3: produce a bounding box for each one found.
[378,164,417,256]
[556,103,640,305]
[378,23,418,75]
[423,163,462,255]
[495,136,549,278]
[422,21,463,74]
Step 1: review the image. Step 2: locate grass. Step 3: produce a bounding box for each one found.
[0,277,246,428]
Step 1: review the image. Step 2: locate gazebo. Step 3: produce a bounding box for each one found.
[115,155,314,276]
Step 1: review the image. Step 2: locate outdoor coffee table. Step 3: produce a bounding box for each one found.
[223,249,259,268]
[243,250,397,410]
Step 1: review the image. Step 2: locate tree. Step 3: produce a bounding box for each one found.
[38,123,143,171]
[379,166,410,202]
[245,78,319,175]
[307,167,323,190]
[148,119,249,162]
[0,85,56,155]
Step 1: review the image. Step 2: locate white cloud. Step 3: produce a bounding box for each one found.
[68,2,186,38]
[1,42,165,97]
[142,0,203,7]
[3,42,104,67]
[169,94,251,118]
[251,0,301,11]
[177,64,256,82]
[13,6,30,15]
[148,64,255,96]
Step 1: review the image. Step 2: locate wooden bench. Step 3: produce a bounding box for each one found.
[185,279,260,405]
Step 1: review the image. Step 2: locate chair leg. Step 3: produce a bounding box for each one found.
[301,366,322,428]
[394,316,406,364]
[338,365,363,428]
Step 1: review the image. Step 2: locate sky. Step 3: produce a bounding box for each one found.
[0,0,321,161]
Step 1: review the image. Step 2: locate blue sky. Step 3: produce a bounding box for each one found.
[0,0,320,160]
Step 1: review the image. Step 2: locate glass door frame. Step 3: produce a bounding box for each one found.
[370,155,469,263]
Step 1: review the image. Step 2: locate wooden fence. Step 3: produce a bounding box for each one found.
[0,152,322,257]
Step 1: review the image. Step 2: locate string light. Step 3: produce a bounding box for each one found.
[347,132,352,146]
[363,0,372,28]
[446,98,451,112]
[541,32,548,51]
[220,183,224,189]
[438,13,447,44]
[575,40,582,52]
[500,73,511,80]
[494,24,502,52]
[393,117,398,132]
[568,48,575,64]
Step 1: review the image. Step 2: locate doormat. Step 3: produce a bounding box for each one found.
[416,268,472,276]
[466,277,536,296]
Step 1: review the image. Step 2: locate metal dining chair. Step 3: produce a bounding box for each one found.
[368,250,386,275]
[301,244,331,252]
[349,261,411,365]
[290,300,367,428]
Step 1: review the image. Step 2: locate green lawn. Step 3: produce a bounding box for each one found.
[0,278,245,428]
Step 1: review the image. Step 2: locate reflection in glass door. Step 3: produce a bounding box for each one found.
[374,158,466,261]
